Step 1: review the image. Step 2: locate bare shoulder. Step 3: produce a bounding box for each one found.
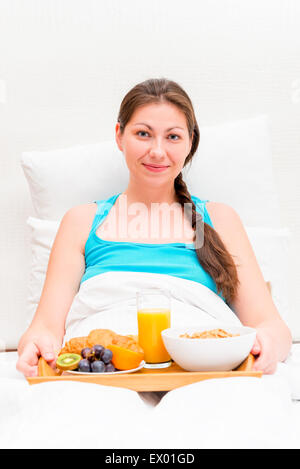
[205,201,243,236]
[61,203,97,254]
[64,202,97,220]
[205,201,249,256]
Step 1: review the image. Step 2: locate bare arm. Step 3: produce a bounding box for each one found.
[17,204,95,376]
[206,202,292,373]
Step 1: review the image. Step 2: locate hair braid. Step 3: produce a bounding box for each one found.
[174,172,240,304]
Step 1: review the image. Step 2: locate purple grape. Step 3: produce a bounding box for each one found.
[105,363,116,373]
[101,349,113,364]
[91,344,105,360]
[78,359,91,373]
[81,347,92,359]
[91,360,105,373]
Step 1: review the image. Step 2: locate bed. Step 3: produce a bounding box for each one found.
[1,115,299,449]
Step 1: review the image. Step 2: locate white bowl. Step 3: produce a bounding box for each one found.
[161,323,257,372]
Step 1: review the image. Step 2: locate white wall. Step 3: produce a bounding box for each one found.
[0,0,299,346]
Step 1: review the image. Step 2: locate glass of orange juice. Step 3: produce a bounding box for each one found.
[137,288,171,369]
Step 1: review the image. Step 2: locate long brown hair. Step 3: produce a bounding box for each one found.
[117,78,239,304]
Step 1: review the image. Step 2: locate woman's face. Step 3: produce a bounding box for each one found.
[115,102,193,187]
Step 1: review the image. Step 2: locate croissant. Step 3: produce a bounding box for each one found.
[59,336,90,356]
[59,329,142,356]
[87,328,118,348]
[60,329,119,355]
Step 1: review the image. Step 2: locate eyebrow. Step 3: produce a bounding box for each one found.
[133,123,184,132]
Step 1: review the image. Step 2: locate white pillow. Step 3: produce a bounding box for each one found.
[21,140,129,221]
[21,115,281,227]
[26,217,60,327]
[26,217,291,326]
[183,114,281,228]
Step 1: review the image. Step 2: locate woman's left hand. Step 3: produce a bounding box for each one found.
[250,326,279,374]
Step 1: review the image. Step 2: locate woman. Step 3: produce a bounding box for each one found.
[17,78,292,378]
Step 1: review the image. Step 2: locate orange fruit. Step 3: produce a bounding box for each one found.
[38,357,62,377]
[107,344,144,371]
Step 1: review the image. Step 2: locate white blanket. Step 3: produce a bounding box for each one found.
[1,271,300,449]
[63,271,241,343]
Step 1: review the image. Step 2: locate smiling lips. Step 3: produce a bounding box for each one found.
[143,163,169,172]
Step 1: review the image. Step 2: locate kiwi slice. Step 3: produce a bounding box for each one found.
[56,353,81,371]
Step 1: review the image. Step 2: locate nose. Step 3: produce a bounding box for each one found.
[148,137,166,160]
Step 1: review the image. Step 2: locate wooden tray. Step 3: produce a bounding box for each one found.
[27,354,262,392]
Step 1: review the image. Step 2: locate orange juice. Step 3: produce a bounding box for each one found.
[137,308,171,363]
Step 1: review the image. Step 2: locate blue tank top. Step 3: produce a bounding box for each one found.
[81,193,225,301]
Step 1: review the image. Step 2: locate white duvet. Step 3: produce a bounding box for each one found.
[1,271,300,449]
[63,271,242,342]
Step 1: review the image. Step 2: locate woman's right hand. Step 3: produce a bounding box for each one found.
[17,333,62,377]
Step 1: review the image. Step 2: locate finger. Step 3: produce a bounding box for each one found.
[251,347,267,371]
[18,342,39,367]
[16,359,38,377]
[252,356,266,371]
[253,362,277,374]
[48,358,59,370]
[252,351,274,373]
[16,343,39,377]
[251,337,261,356]
[36,337,56,363]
